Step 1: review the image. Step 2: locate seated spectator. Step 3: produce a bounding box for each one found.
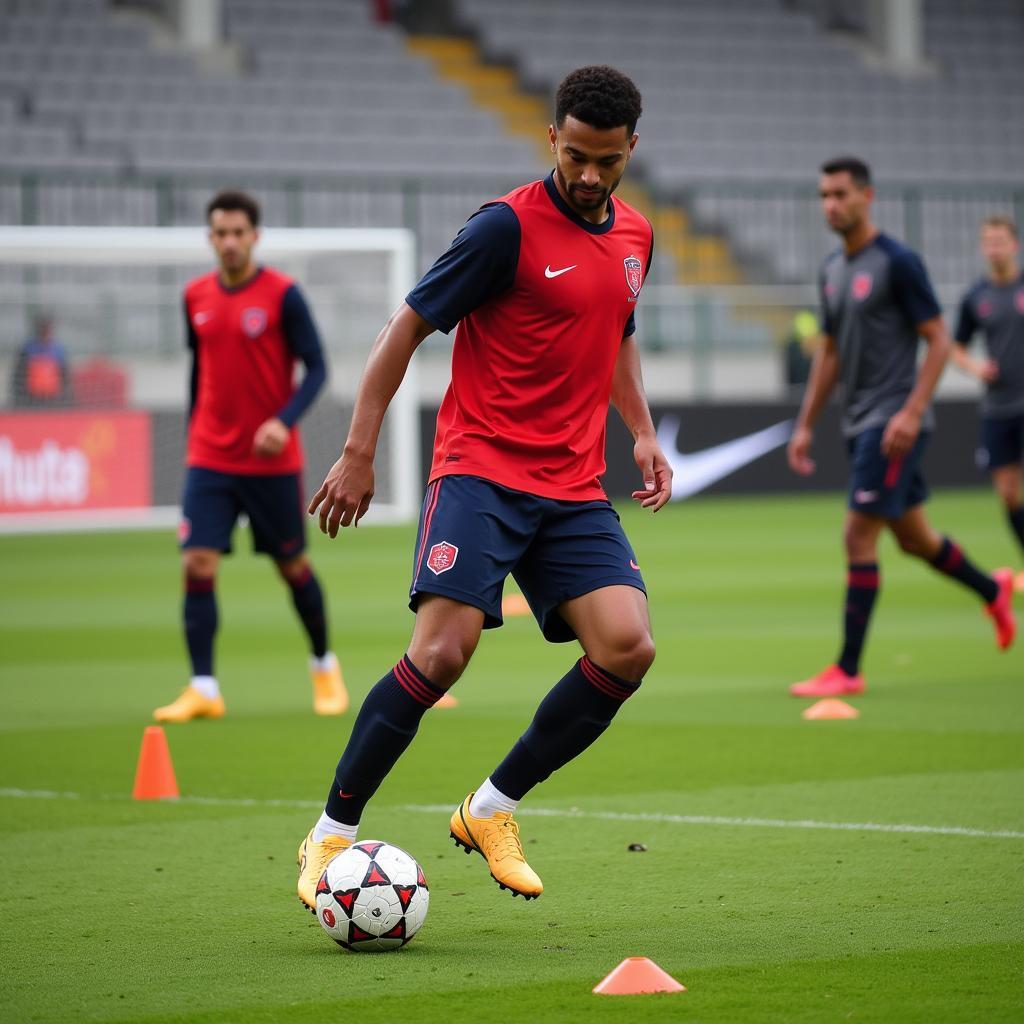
[10,315,71,407]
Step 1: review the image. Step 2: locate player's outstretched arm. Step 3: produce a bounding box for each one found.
[309,304,435,536]
[788,333,839,476]
[881,315,952,458]
[611,334,672,511]
[950,342,999,384]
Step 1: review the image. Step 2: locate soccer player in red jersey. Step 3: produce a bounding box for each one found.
[297,67,672,907]
[154,191,347,723]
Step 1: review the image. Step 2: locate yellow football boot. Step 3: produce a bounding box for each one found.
[153,686,225,723]
[310,654,348,716]
[450,793,543,900]
[297,829,352,912]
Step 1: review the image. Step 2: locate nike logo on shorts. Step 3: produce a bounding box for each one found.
[853,489,879,504]
[544,264,578,278]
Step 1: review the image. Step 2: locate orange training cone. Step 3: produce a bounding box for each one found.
[501,593,531,617]
[593,957,686,995]
[132,725,179,800]
[802,698,860,720]
[433,691,459,709]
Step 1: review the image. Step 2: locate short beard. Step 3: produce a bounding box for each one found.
[556,166,622,216]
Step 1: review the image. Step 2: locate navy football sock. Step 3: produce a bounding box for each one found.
[288,565,328,658]
[490,657,641,802]
[1007,506,1024,554]
[837,563,879,677]
[183,574,217,677]
[325,656,444,826]
[929,537,999,604]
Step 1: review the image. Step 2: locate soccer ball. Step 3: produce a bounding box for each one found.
[314,840,429,952]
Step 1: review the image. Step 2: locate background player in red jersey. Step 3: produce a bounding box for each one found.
[297,66,672,909]
[154,191,347,723]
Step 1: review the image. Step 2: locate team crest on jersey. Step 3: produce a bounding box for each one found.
[851,272,873,301]
[623,255,643,297]
[241,307,267,338]
[1015,289,1024,315]
[426,541,458,576]
[977,297,994,319]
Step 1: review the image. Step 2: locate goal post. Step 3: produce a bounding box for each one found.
[0,225,420,532]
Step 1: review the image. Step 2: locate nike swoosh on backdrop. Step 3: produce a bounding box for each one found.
[544,264,578,278]
[656,416,794,501]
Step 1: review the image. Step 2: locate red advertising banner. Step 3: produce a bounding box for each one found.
[0,411,152,514]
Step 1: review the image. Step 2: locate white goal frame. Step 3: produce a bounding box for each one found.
[0,225,419,533]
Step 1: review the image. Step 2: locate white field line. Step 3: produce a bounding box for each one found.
[2,788,1022,840]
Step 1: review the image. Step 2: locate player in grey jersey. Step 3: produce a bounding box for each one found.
[786,157,1015,698]
[952,216,1024,583]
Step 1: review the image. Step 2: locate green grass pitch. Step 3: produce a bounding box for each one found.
[1,489,1021,1023]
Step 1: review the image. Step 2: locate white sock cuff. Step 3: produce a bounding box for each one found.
[469,777,518,819]
[190,675,220,699]
[313,811,358,844]
[310,652,337,673]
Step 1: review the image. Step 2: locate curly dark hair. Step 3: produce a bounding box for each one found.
[206,189,261,228]
[555,66,642,135]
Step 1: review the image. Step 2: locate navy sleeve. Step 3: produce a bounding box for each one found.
[277,284,327,428]
[953,289,978,346]
[405,203,521,334]
[185,299,199,418]
[890,249,942,328]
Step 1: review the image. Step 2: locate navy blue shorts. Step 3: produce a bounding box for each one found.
[846,426,930,519]
[180,466,306,559]
[409,474,646,643]
[978,414,1024,471]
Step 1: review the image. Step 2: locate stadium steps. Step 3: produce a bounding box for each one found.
[404,35,746,287]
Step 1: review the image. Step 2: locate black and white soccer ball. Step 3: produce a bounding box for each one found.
[315,840,429,952]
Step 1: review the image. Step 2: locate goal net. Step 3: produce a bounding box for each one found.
[0,226,419,532]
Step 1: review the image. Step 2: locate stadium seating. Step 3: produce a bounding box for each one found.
[454,0,1024,286]
[0,0,1021,299]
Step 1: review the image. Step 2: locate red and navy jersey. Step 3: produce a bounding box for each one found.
[184,267,326,475]
[406,173,654,500]
[955,271,1024,418]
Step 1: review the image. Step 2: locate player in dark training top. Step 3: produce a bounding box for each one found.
[154,191,348,723]
[297,67,672,908]
[952,216,1024,584]
[787,157,1016,698]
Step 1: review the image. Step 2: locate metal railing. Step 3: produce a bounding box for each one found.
[1,169,1021,359]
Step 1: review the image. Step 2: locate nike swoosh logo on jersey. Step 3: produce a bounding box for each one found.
[194,311,213,325]
[656,416,794,500]
[544,264,578,278]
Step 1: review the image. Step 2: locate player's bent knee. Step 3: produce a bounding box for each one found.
[892,530,928,559]
[183,548,218,579]
[591,631,655,684]
[275,555,309,583]
[408,635,477,688]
